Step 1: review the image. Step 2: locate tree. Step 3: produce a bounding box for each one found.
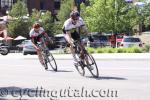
[80,0,138,35]
[58,0,74,23]
[54,0,74,35]
[7,0,30,37]
[40,11,54,36]
[29,9,54,36]
[142,3,150,27]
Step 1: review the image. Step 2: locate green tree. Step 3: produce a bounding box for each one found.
[40,11,54,36]
[58,0,74,23]
[142,3,150,27]
[7,0,30,37]
[80,0,137,35]
[54,0,74,35]
[29,9,54,36]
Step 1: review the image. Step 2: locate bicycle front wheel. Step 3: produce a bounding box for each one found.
[85,54,99,78]
[47,52,57,71]
[74,61,85,76]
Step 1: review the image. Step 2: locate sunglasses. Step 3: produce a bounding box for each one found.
[73,18,79,21]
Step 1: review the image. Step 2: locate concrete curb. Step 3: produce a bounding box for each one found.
[53,53,150,60]
[1,53,150,60]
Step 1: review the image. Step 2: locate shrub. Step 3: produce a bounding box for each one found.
[7,0,30,37]
[87,47,143,53]
[142,45,150,52]
[105,48,116,53]
[87,47,95,54]
[126,48,134,53]
[132,47,142,53]
[96,48,104,53]
[8,19,31,37]
[116,48,124,53]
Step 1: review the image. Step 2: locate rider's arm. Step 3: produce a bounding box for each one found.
[65,31,74,44]
[3,29,7,40]
[29,29,39,50]
[79,17,88,35]
[39,27,49,40]
[42,32,49,40]
[30,37,39,50]
[80,25,88,35]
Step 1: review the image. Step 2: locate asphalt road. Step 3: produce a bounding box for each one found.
[0,54,150,100]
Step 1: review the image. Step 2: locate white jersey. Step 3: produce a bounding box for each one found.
[29,27,44,37]
[63,17,85,32]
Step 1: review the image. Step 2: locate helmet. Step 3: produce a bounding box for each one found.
[70,11,80,20]
[33,23,40,29]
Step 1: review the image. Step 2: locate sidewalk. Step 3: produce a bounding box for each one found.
[1,53,150,60]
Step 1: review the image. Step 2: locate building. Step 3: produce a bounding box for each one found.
[0,0,16,16]
[0,0,61,16]
[27,0,60,14]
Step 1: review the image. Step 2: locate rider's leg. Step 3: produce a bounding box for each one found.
[37,49,48,69]
[37,49,44,64]
[64,33,75,53]
[64,33,77,61]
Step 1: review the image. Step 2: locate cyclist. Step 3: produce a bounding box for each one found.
[0,23,7,41]
[62,11,89,64]
[29,22,50,70]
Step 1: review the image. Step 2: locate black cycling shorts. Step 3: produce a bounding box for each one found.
[31,34,43,44]
[71,31,80,40]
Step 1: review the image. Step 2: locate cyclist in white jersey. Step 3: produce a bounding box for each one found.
[62,11,89,62]
[29,22,49,69]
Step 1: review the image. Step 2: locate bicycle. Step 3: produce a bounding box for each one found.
[37,34,57,71]
[73,39,99,78]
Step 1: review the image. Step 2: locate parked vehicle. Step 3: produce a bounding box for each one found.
[120,36,143,48]
[16,40,29,51]
[116,35,124,47]
[83,34,110,47]
[0,43,9,55]
[22,40,37,55]
[54,34,67,48]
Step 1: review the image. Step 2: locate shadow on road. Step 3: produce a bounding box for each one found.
[46,69,73,73]
[86,76,127,80]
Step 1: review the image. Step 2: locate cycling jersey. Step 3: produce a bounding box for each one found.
[29,27,45,44]
[29,27,44,38]
[63,17,85,40]
[63,17,85,33]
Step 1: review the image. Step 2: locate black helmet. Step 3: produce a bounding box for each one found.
[70,11,80,20]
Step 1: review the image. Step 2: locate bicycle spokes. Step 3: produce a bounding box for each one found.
[86,54,99,78]
[47,53,57,71]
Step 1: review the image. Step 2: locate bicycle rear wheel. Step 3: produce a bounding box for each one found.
[85,54,99,78]
[47,52,57,71]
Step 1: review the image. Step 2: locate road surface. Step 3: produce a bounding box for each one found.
[0,54,150,100]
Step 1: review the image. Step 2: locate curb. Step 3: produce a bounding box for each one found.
[0,53,150,60]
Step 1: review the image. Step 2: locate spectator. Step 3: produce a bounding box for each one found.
[0,23,7,40]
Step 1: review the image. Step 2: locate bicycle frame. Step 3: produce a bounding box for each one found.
[37,35,57,71]
[73,39,99,78]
